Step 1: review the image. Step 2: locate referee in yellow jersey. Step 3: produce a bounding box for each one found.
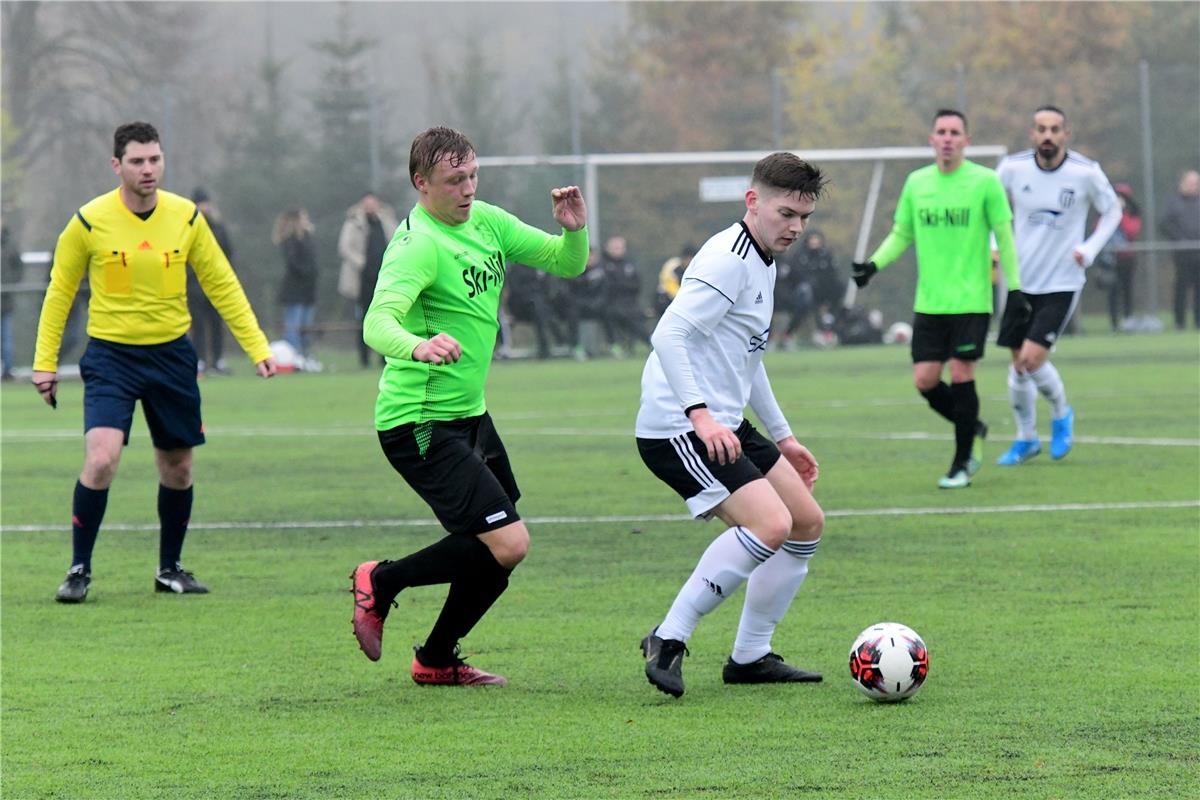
[32,121,277,603]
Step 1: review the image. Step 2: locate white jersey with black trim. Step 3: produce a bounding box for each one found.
[636,221,776,439]
[997,149,1120,294]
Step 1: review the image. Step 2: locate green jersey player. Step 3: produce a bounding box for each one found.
[853,109,1028,489]
[350,127,588,685]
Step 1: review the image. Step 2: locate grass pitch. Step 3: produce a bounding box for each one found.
[2,329,1197,799]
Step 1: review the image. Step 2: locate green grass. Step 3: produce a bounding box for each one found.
[2,330,1198,799]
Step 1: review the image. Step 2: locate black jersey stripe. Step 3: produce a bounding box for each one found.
[188,207,200,225]
[75,211,92,232]
[732,229,749,257]
[685,277,735,305]
[736,220,773,265]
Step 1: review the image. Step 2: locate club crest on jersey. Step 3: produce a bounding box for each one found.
[1059,188,1076,208]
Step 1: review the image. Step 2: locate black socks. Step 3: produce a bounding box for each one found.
[948,380,980,470]
[920,381,956,424]
[158,484,194,571]
[71,481,109,572]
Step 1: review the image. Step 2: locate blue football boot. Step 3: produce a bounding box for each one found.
[997,439,1041,465]
[1050,406,1074,460]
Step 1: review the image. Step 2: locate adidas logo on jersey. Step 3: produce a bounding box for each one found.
[138,240,153,250]
[754,292,763,304]
[1022,184,1032,193]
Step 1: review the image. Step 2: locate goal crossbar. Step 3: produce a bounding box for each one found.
[476,145,1008,308]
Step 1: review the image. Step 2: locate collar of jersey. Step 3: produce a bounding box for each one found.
[1034,150,1070,174]
[413,202,471,230]
[738,220,774,266]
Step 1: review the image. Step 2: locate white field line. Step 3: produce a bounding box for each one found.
[2,500,1196,534]
[3,426,1197,447]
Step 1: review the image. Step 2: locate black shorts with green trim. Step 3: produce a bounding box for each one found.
[911,312,990,363]
[377,412,521,536]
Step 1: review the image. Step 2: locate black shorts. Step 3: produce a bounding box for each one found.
[80,336,204,450]
[637,420,781,519]
[910,313,990,363]
[377,412,521,536]
[996,291,1079,350]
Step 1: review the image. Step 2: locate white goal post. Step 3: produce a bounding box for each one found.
[477,146,1007,308]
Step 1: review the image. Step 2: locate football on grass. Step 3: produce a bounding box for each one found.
[849,622,929,702]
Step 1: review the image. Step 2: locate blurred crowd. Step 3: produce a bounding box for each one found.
[2,167,1198,375]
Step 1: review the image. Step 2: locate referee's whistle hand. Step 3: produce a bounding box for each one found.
[257,358,278,378]
[32,371,58,409]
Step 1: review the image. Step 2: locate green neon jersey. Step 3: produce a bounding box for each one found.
[365,201,587,431]
[870,160,1018,314]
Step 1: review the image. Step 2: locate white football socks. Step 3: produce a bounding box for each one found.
[1008,364,1038,440]
[731,538,821,664]
[1029,361,1069,419]
[656,526,775,643]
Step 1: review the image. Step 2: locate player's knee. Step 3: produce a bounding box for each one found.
[752,509,793,550]
[486,525,530,569]
[154,450,192,489]
[791,505,825,540]
[913,374,938,393]
[158,462,192,490]
[1022,355,1046,374]
[82,451,120,487]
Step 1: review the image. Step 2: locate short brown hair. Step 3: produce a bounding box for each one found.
[409,127,475,189]
[751,153,828,200]
[932,109,968,132]
[114,121,160,160]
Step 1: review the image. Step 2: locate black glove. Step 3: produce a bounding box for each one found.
[997,289,1034,345]
[1007,289,1032,322]
[851,261,878,288]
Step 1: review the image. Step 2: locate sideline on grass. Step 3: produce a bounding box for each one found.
[3,499,1197,534]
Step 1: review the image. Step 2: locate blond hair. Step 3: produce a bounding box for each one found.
[272,208,313,244]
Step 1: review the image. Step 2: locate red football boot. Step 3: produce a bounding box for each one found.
[350,561,390,661]
[411,647,507,686]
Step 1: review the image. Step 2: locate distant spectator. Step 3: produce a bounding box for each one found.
[565,248,610,360]
[778,229,840,348]
[188,187,233,374]
[655,243,695,317]
[600,235,645,357]
[1,224,22,380]
[1095,183,1142,331]
[1161,169,1200,330]
[338,191,398,366]
[799,231,844,317]
[505,263,569,359]
[273,208,319,359]
[773,242,813,349]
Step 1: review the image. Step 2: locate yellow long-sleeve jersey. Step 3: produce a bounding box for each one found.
[34,188,271,371]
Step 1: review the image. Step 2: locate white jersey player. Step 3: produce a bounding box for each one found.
[635,153,828,699]
[995,105,1122,465]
